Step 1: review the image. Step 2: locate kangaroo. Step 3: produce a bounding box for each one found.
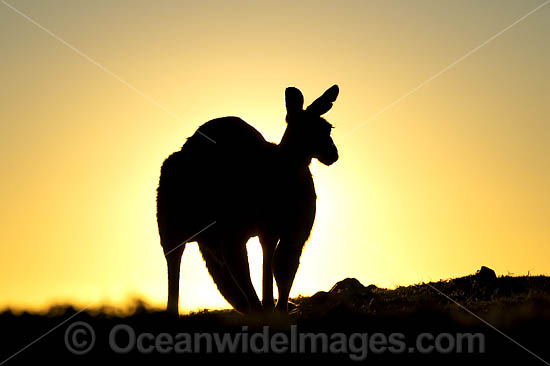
[156,85,339,315]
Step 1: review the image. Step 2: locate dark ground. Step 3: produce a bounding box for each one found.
[1,266,550,365]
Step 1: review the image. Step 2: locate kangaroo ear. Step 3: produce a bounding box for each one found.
[307,85,339,116]
[285,87,304,115]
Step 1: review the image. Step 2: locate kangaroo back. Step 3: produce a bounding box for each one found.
[157,117,275,245]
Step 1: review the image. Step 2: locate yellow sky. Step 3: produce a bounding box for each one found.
[1,0,548,312]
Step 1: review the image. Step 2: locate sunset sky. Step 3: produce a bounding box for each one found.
[1,0,548,312]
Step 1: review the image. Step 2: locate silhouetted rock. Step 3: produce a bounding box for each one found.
[330,277,365,293]
[475,266,497,282]
[329,278,378,295]
[293,278,379,318]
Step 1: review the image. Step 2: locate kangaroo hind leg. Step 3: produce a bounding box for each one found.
[259,234,278,310]
[273,236,306,313]
[164,244,185,315]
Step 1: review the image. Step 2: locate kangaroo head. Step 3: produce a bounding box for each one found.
[283,85,339,166]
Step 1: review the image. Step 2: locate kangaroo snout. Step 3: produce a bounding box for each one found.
[318,144,339,166]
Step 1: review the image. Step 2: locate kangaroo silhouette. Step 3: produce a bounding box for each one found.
[156,85,339,315]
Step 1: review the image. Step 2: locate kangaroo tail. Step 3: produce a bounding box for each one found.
[198,244,250,313]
